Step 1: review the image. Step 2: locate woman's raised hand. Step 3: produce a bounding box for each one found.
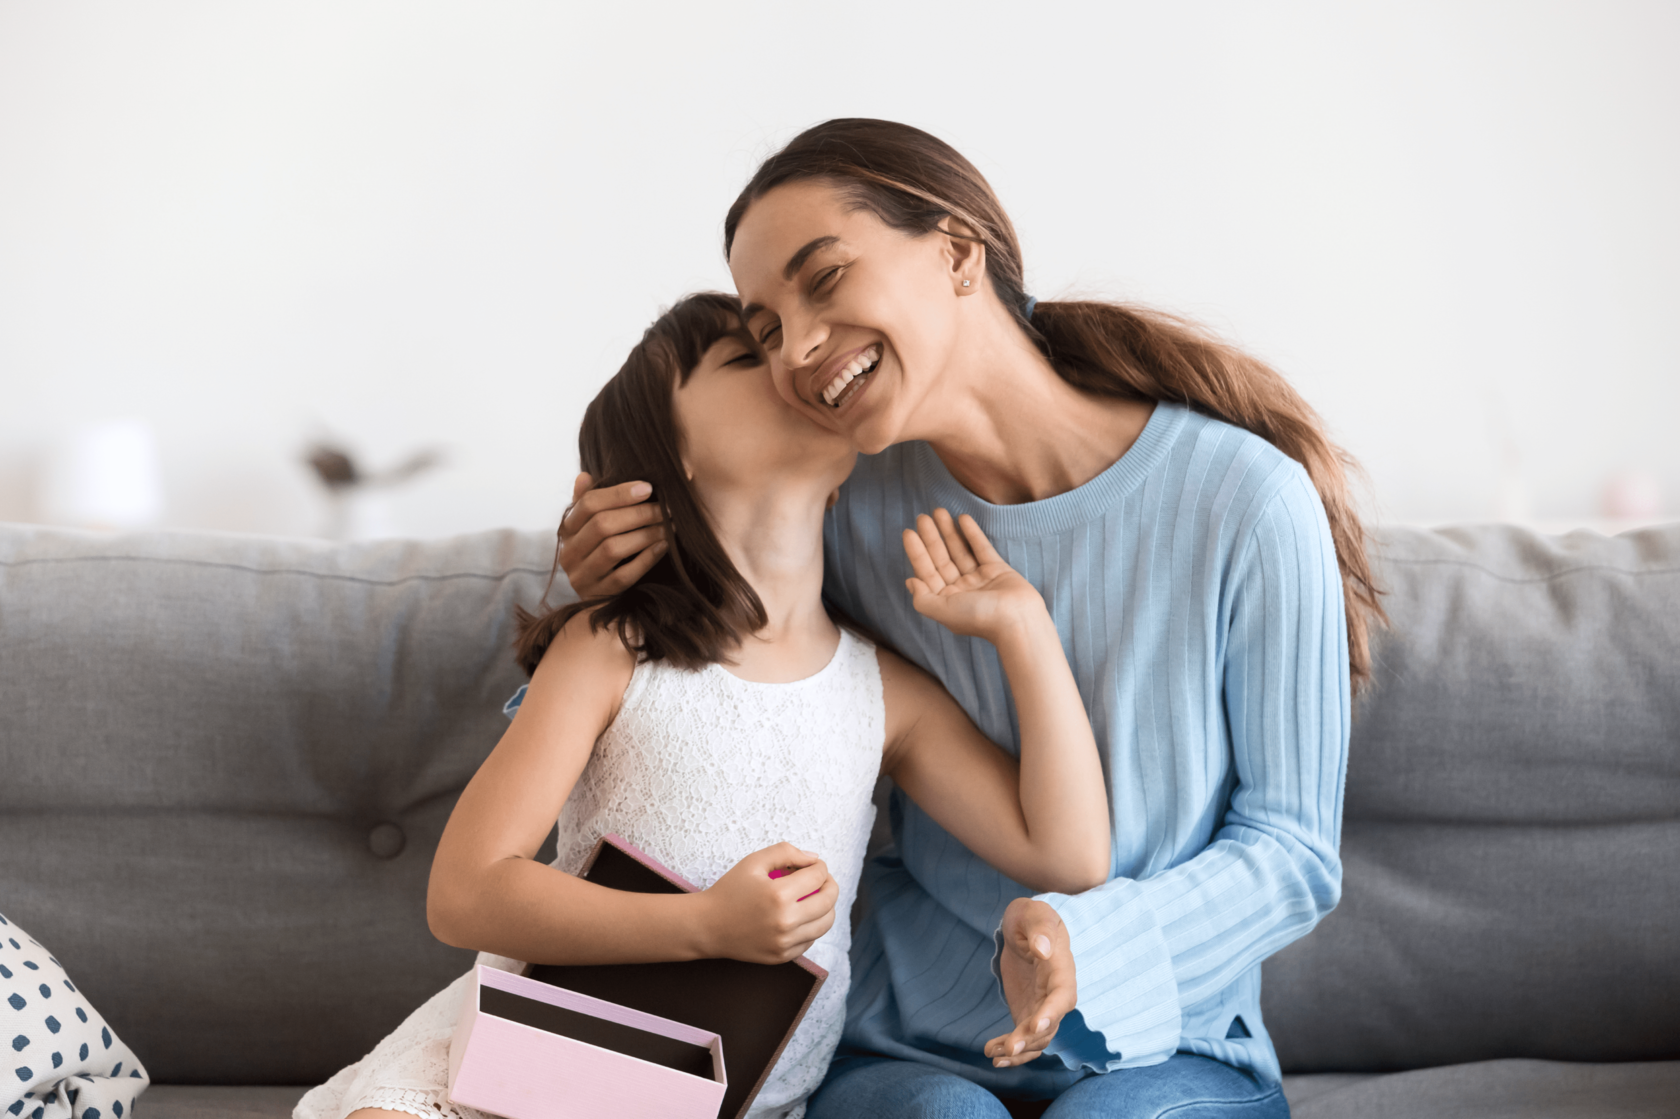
[902,510,1044,644]
[558,472,667,598]
[695,842,838,965]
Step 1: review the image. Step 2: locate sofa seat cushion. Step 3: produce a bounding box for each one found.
[1284,1059,1680,1118]
[1264,525,1680,1070]
[140,1085,304,1118]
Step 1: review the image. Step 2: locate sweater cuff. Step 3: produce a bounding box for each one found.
[1034,882,1183,1071]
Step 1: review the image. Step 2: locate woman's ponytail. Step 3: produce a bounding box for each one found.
[1028,300,1384,689]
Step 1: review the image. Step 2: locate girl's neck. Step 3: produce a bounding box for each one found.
[693,476,839,684]
[917,302,1154,506]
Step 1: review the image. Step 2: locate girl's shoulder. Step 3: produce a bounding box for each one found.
[872,643,962,743]
[516,606,639,727]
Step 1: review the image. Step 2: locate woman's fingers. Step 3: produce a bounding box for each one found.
[571,522,666,597]
[559,478,656,544]
[558,478,666,596]
[592,535,668,596]
[570,471,595,507]
[984,993,1069,1067]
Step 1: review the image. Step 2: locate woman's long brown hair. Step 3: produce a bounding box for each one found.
[724,118,1385,690]
[514,293,767,675]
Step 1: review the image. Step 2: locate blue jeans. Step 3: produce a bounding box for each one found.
[805,1052,1289,1119]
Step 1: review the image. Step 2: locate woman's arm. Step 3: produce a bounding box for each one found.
[983,473,1351,1070]
[881,511,1111,896]
[427,612,839,966]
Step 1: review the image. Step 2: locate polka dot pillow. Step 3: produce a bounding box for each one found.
[0,912,147,1119]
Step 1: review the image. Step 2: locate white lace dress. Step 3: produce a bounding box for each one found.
[295,628,884,1119]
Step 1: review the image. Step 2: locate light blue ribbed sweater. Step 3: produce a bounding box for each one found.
[821,402,1350,1091]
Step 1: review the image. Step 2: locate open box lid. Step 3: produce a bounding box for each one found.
[450,966,728,1119]
[526,834,827,1119]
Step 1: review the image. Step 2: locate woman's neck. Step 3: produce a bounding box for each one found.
[917,302,1154,506]
[692,477,839,684]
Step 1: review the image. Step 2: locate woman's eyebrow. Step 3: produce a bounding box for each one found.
[740,235,842,326]
[781,235,840,280]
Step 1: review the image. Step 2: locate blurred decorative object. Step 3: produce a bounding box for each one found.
[304,439,444,540]
[39,418,165,529]
[1601,469,1664,521]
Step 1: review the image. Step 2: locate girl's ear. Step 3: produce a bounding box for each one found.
[939,217,987,296]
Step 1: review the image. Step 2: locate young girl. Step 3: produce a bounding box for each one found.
[294,291,1112,1119]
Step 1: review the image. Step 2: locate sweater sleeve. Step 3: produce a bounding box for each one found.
[1020,474,1351,1072]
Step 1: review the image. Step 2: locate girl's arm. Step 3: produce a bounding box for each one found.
[426,611,839,966]
[880,510,1111,896]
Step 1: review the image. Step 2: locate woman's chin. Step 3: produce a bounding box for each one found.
[838,404,898,456]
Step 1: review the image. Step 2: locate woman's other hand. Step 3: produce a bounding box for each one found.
[984,898,1077,1068]
[903,510,1045,645]
[558,472,667,598]
[696,842,838,965]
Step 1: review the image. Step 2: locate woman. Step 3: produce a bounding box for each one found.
[562,119,1382,1119]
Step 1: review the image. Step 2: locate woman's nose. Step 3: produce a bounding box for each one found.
[780,312,827,374]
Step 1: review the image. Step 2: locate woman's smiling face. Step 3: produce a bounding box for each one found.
[728,179,980,455]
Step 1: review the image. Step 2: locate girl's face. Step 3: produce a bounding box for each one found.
[671,327,856,495]
[729,180,979,455]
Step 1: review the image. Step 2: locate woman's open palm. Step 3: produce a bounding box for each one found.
[902,510,1043,643]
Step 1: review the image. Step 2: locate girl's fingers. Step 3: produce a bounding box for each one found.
[932,509,978,574]
[916,514,963,586]
[957,514,1006,567]
[901,529,945,592]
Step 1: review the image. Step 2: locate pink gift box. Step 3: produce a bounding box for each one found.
[447,964,727,1119]
[447,834,826,1119]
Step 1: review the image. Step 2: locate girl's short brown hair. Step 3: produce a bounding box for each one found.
[514,293,767,675]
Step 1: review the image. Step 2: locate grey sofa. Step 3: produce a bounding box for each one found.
[1,521,1675,1118]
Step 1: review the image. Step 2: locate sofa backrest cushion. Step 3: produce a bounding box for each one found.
[1262,524,1680,1071]
[0,525,559,1084]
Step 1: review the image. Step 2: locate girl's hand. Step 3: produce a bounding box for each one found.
[903,510,1045,645]
[696,842,838,964]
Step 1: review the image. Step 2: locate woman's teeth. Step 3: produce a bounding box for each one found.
[821,346,881,408]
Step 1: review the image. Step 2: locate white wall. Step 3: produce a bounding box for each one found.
[2,1,1675,538]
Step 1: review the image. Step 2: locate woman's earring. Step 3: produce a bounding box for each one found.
[962,280,970,287]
